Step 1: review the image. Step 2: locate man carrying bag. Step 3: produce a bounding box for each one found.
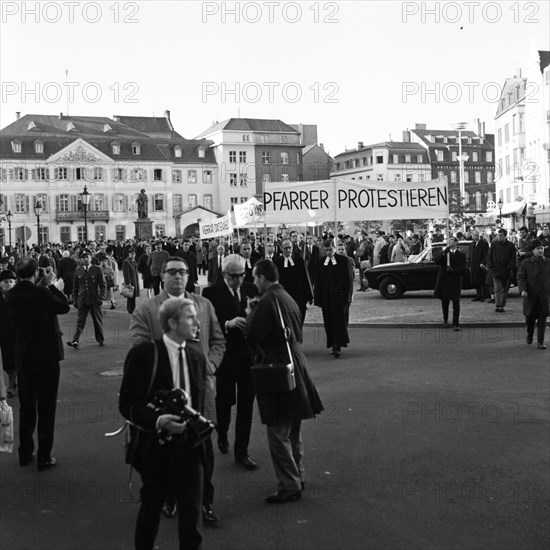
[244,260,323,504]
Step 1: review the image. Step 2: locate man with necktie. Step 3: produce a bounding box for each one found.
[240,240,260,284]
[470,230,489,301]
[120,298,207,550]
[207,244,226,286]
[275,239,312,325]
[202,255,258,469]
[518,239,550,350]
[314,240,351,358]
[67,250,106,349]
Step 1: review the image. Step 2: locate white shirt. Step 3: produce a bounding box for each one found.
[244,259,252,269]
[284,257,295,268]
[324,256,337,266]
[162,334,192,408]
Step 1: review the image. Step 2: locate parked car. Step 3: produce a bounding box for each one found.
[363,241,475,299]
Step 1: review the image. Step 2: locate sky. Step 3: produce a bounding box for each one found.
[1,1,549,157]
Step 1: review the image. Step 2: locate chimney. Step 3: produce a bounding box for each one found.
[358,141,364,149]
[515,68,522,78]
[403,130,411,142]
[415,123,426,130]
[113,115,120,122]
[59,112,63,119]
[481,122,485,137]
[16,111,21,120]
[164,109,171,120]
[319,143,325,151]
[475,118,480,135]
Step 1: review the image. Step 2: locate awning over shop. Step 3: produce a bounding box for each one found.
[488,200,527,217]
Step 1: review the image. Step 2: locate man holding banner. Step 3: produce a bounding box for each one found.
[314,240,351,359]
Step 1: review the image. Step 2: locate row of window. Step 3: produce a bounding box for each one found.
[229,151,299,165]
[346,170,491,184]
[336,150,493,171]
[0,193,213,214]
[497,114,525,146]
[1,166,214,184]
[10,140,205,160]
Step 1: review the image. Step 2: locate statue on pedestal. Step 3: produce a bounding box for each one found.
[137,189,148,219]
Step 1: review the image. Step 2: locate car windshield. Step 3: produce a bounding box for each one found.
[409,245,444,264]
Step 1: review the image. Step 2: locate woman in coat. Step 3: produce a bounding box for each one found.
[122,248,140,314]
[434,237,468,331]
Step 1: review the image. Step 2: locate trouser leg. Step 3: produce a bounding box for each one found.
[215,373,234,438]
[89,303,104,342]
[17,368,37,460]
[234,371,255,460]
[452,299,460,326]
[441,299,450,322]
[36,363,60,465]
[72,305,89,341]
[266,421,302,494]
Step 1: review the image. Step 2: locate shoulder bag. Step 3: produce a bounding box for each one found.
[250,298,296,393]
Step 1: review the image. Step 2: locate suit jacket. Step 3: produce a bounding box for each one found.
[202,282,258,375]
[275,255,313,308]
[518,256,550,317]
[174,250,198,292]
[119,339,207,472]
[73,265,106,306]
[301,243,320,286]
[244,284,323,425]
[242,254,260,284]
[434,249,468,301]
[470,238,489,285]
[5,280,70,371]
[207,256,225,285]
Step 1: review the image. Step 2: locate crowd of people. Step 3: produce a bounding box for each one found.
[0,222,549,549]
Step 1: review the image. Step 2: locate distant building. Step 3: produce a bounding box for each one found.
[0,112,218,244]
[196,118,304,212]
[302,143,333,181]
[409,122,496,215]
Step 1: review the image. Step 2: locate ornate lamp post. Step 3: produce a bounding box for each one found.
[6,209,13,247]
[34,201,43,246]
[452,122,469,230]
[80,185,91,243]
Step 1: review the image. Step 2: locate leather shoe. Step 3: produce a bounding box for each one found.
[19,453,35,467]
[265,491,301,504]
[333,350,341,359]
[453,325,461,332]
[37,458,57,472]
[217,435,229,454]
[526,334,533,345]
[235,455,258,470]
[442,321,449,327]
[538,343,547,350]
[66,340,79,349]
[98,341,105,347]
[162,502,177,518]
[488,298,495,304]
[202,504,219,523]
[471,297,481,301]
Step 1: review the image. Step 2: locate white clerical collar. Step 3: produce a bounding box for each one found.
[284,257,294,267]
[324,256,337,265]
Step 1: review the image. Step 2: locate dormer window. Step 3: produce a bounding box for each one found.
[174,146,182,158]
[242,135,250,142]
[103,123,114,133]
[132,142,141,155]
[11,140,22,153]
[112,142,121,155]
[197,147,205,158]
[280,135,288,143]
[27,121,37,131]
[66,122,76,131]
[34,141,44,153]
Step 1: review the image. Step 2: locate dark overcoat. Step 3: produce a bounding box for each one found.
[469,238,489,285]
[6,280,70,371]
[518,256,550,317]
[244,284,323,426]
[434,249,468,301]
[275,255,313,310]
[122,257,140,298]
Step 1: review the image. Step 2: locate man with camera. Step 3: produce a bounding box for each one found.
[5,258,70,471]
[120,298,208,550]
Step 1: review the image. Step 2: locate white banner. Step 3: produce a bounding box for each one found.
[199,212,233,239]
[234,197,264,227]
[262,179,449,223]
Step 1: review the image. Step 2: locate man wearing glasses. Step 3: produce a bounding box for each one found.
[131,257,226,524]
[202,255,259,469]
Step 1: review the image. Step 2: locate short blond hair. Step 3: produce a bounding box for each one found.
[159,297,195,333]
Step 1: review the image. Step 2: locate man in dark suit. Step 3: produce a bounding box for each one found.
[207,244,226,286]
[5,258,70,470]
[314,240,351,358]
[67,249,106,349]
[122,248,140,314]
[275,239,312,325]
[301,235,320,290]
[518,239,550,349]
[202,255,258,469]
[470,230,490,301]
[120,298,207,550]
[434,237,468,331]
[240,240,260,284]
[175,239,199,293]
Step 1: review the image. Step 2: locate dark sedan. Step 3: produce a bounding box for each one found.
[364,242,474,299]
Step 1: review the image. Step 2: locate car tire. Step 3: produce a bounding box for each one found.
[379,277,404,299]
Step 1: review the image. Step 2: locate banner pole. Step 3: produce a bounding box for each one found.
[334,179,338,242]
[262,179,267,257]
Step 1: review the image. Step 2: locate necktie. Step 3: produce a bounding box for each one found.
[177,346,186,392]
[233,289,241,314]
[218,256,222,268]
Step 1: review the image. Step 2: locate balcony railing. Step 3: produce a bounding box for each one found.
[55,210,110,223]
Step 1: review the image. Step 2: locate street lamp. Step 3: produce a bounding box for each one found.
[80,185,91,244]
[34,201,43,246]
[497,198,503,226]
[451,122,470,225]
[6,209,13,247]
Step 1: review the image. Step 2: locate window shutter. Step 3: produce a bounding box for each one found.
[30,169,35,181]
[7,167,14,181]
[70,195,78,211]
[1,168,6,181]
[142,169,148,182]
[150,194,154,213]
[25,195,30,213]
[161,169,166,182]
[56,195,60,212]
[161,193,166,211]
[124,195,128,211]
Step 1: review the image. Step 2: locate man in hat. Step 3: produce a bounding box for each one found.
[67,250,106,349]
[147,241,170,296]
[122,248,140,314]
[518,239,550,350]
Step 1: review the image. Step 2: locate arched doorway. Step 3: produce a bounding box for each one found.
[183,223,199,237]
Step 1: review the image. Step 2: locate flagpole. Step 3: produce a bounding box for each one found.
[334,179,338,243]
[262,178,267,257]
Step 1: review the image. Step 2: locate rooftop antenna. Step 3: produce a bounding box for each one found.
[65,69,69,116]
